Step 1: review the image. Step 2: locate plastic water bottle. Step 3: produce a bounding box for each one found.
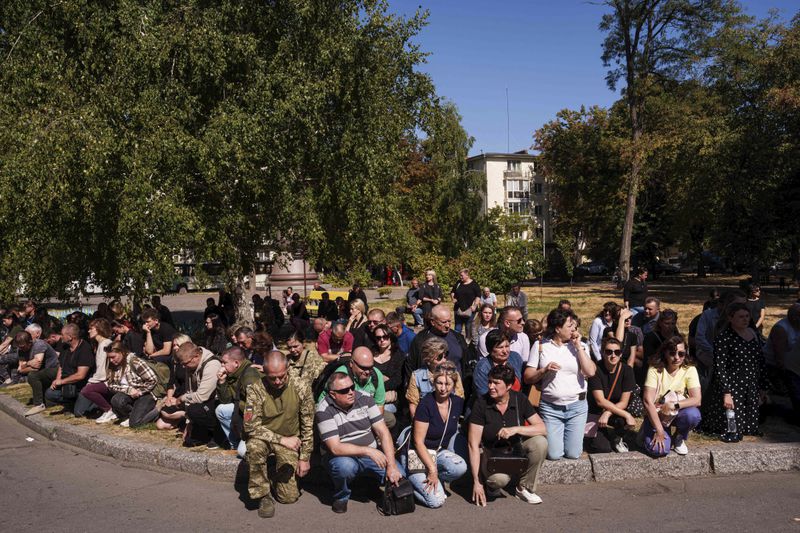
[725,409,737,433]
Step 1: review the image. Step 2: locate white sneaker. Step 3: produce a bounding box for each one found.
[119,419,130,428]
[673,439,688,455]
[614,440,629,453]
[24,404,46,417]
[516,485,543,504]
[95,411,118,424]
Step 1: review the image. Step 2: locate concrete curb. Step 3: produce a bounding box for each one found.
[2,393,799,485]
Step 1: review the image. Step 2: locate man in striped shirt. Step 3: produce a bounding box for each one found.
[315,371,404,514]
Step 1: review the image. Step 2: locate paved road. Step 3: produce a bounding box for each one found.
[1,411,799,532]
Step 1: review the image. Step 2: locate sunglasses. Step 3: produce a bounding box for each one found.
[435,351,449,361]
[367,320,382,325]
[352,360,374,372]
[331,384,355,395]
[374,335,389,341]
[670,350,687,357]
[604,349,623,356]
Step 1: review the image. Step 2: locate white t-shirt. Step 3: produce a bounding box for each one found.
[527,338,588,406]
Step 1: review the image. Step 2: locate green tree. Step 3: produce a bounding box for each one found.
[599,0,741,279]
[0,0,443,323]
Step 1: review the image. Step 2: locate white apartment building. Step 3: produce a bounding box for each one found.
[466,150,551,242]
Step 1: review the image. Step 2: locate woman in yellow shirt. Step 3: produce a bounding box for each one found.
[640,335,702,457]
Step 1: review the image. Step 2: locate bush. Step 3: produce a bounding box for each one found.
[377,287,393,298]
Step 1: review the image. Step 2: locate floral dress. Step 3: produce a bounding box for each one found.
[703,326,767,435]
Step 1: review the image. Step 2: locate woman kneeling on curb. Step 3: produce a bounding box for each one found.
[88,341,160,428]
[468,365,548,506]
[640,335,702,457]
[403,367,467,508]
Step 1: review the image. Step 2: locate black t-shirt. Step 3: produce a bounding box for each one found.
[122,331,145,356]
[587,363,635,414]
[745,298,765,331]
[468,390,537,447]
[417,283,443,314]
[452,280,481,312]
[351,324,376,351]
[59,340,95,379]
[151,322,177,351]
[623,278,648,308]
[19,340,60,369]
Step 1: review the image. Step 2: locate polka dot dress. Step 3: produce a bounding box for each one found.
[703,326,766,436]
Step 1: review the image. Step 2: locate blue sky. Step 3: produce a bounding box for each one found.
[392,0,799,156]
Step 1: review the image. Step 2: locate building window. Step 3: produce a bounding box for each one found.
[507,199,531,215]
[534,205,543,216]
[507,160,521,172]
[506,179,530,199]
[533,182,543,194]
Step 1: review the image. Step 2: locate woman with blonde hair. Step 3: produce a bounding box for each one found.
[345,298,367,333]
[407,336,464,417]
[418,270,443,320]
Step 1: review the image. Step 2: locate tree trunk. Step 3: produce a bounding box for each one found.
[233,275,255,328]
[618,157,640,281]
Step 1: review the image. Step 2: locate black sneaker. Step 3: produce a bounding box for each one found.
[206,441,220,450]
[182,439,206,448]
[332,499,348,513]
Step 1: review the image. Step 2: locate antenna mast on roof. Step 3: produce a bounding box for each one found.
[506,87,510,153]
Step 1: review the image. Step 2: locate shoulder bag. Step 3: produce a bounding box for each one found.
[480,395,529,477]
[584,363,622,438]
[406,399,451,474]
[378,477,415,516]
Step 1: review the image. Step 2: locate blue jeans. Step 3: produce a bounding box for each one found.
[640,407,701,457]
[412,307,424,326]
[454,311,473,338]
[406,448,467,508]
[215,403,247,457]
[538,398,588,460]
[325,454,406,502]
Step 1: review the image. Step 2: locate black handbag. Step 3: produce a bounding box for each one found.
[480,395,529,477]
[61,383,79,401]
[481,440,529,477]
[378,477,415,516]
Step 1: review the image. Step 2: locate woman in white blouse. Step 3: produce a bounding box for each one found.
[524,309,596,460]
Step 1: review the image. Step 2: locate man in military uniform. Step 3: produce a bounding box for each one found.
[285,331,326,388]
[244,350,315,518]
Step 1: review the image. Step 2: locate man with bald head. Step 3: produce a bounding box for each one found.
[405,304,469,380]
[316,346,390,426]
[215,346,262,456]
[244,350,315,518]
[316,322,354,363]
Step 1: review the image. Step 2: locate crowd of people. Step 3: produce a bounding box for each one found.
[0,267,798,518]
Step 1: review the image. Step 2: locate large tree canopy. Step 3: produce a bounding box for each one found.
[0,0,458,305]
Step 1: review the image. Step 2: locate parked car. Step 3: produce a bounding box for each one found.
[575,261,608,276]
[653,262,680,275]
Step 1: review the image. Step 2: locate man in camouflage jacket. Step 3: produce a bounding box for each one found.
[243,350,315,518]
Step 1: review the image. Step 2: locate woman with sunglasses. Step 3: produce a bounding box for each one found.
[585,337,636,453]
[372,324,405,422]
[640,335,702,456]
[406,337,464,417]
[345,299,367,333]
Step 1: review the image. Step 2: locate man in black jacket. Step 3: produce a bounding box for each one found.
[404,305,472,385]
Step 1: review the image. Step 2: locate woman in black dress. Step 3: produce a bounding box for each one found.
[703,302,767,440]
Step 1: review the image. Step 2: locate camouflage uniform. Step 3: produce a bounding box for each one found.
[243,375,315,503]
[288,348,326,389]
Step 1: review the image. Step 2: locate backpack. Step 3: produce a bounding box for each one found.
[311,356,380,400]
[131,356,171,398]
